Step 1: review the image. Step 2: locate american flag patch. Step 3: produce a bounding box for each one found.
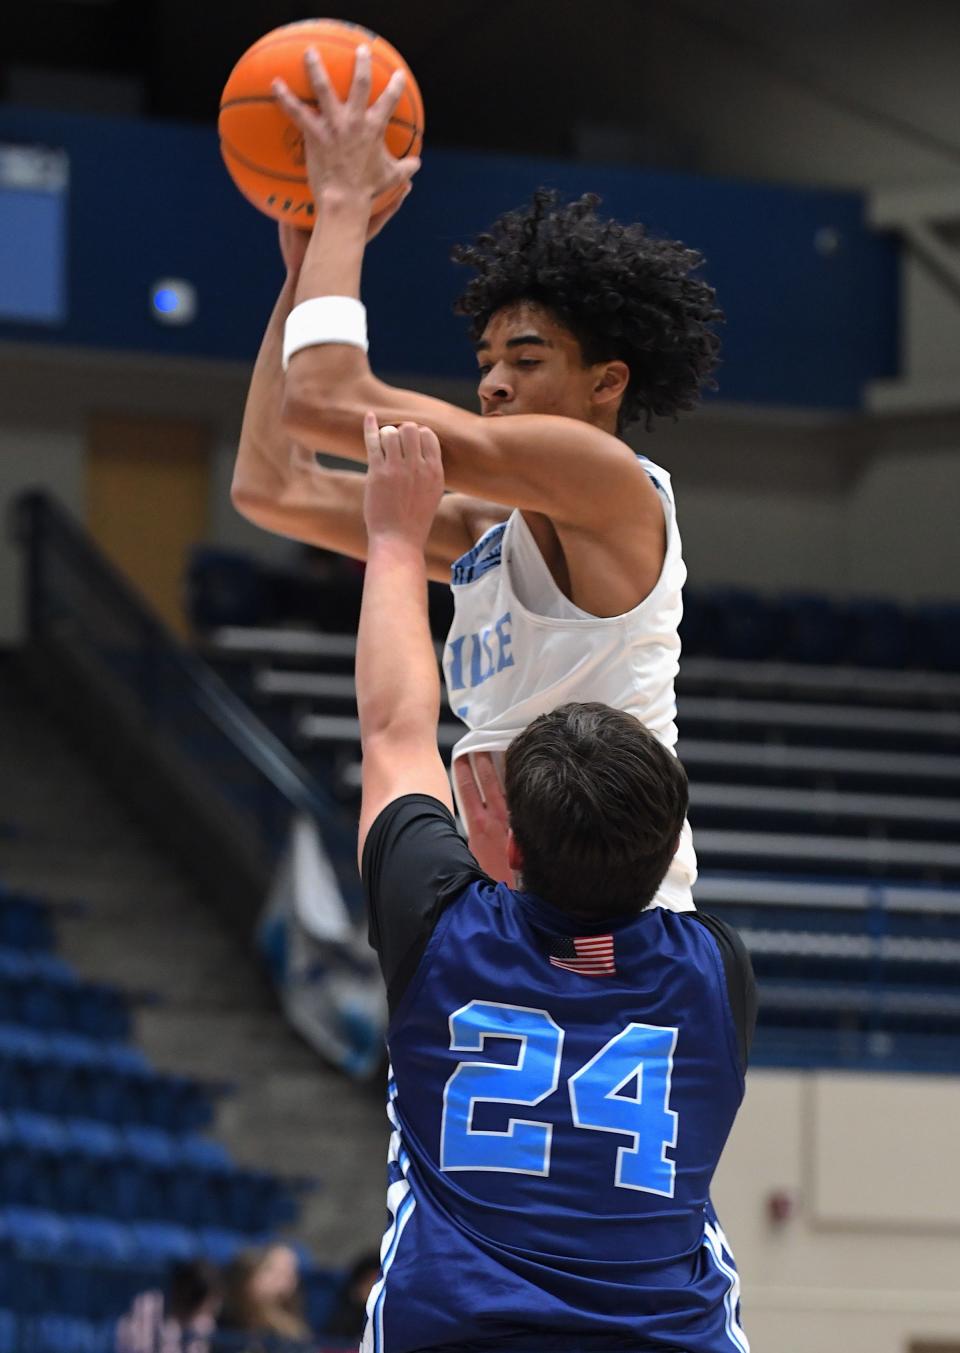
[547,933,616,976]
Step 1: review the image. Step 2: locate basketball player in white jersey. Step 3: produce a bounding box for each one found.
[232,48,722,904]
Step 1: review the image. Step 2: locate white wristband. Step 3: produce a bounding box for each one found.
[282,296,368,371]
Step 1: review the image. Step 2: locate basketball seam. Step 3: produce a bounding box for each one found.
[223,31,422,121]
[218,93,420,136]
[220,137,308,185]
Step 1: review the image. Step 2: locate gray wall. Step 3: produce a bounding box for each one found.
[630,0,960,191]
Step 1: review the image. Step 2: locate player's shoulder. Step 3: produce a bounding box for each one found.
[679,910,757,1071]
[678,909,751,960]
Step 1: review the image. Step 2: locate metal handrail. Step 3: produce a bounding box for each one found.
[14,490,334,824]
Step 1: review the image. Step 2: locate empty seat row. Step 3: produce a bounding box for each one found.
[0,949,131,1041]
[0,1112,301,1232]
[1,1207,269,1269]
[0,891,54,953]
[193,555,960,672]
[0,1110,231,1169]
[0,1308,117,1353]
[0,1219,330,1326]
[680,591,960,671]
[0,1024,214,1132]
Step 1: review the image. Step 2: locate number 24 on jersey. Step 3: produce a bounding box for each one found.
[440,1000,679,1197]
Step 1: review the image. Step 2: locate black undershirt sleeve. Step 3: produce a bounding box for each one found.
[361,794,491,1016]
[690,912,758,1075]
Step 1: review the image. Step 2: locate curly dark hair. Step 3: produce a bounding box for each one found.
[452,189,723,431]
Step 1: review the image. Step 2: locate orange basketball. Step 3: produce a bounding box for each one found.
[218,19,424,225]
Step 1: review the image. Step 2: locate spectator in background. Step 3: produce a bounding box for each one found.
[116,1258,222,1353]
[323,1251,380,1341]
[219,1244,311,1349]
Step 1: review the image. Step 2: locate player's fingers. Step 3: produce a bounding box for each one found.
[453,757,486,824]
[371,67,406,129]
[379,424,402,461]
[399,422,422,462]
[362,411,384,461]
[417,426,442,464]
[304,48,339,121]
[393,155,422,188]
[473,752,508,820]
[349,43,373,111]
[271,79,316,135]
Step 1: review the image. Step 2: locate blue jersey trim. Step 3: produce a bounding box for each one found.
[451,521,507,586]
[704,1219,750,1351]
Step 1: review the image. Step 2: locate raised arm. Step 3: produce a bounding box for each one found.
[231,223,504,583]
[272,49,661,539]
[356,416,453,860]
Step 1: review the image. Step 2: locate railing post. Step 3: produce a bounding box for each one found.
[14,491,46,641]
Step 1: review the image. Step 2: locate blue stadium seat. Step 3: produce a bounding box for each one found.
[779,593,845,665]
[710,589,783,662]
[0,894,54,953]
[32,1312,116,1353]
[187,546,269,631]
[177,1134,232,1172]
[912,602,960,672]
[1,1207,71,1259]
[129,1221,196,1264]
[842,599,910,669]
[195,1226,247,1264]
[66,1217,136,1268]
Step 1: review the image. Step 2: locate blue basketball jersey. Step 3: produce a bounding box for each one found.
[362,796,752,1353]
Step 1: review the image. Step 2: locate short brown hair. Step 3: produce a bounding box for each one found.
[503,703,689,919]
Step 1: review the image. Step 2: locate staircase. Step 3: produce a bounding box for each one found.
[0,653,390,1264]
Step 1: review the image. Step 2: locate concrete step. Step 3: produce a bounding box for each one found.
[0,864,193,909]
[134,1009,320,1078]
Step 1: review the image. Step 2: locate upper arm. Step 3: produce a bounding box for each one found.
[358,729,455,867]
[693,913,757,1074]
[361,794,488,1012]
[281,367,656,531]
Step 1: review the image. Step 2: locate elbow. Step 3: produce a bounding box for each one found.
[230,479,266,525]
[360,708,434,752]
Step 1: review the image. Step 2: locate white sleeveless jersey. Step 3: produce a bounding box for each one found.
[443,455,696,912]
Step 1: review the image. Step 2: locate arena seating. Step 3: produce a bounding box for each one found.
[195,577,960,1078]
[0,884,341,1349]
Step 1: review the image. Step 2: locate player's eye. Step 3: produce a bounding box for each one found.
[477,365,492,377]
[516,359,541,368]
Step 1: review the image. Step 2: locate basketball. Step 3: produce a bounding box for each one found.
[218,19,424,226]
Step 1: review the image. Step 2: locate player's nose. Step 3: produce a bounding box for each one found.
[478,371,514,410]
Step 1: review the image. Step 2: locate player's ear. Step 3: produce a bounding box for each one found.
[506,828,523,879]
[592,360,630,409]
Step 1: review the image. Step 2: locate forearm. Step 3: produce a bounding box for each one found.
[233,273,300,504]
[356,536,440,742]
[295,187,370,307]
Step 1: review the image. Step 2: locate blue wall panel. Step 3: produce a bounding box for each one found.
[0,106,897,409]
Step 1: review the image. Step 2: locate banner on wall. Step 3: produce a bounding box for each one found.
[258,814,386,1081]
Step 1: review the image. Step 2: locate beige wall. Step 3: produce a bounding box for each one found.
[714,1070,960,1353]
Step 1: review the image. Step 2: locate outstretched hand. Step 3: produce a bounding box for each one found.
[362,415,444,549]
[272,44,421,206]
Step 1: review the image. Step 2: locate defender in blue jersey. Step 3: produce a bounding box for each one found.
[354,418,755,1353]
